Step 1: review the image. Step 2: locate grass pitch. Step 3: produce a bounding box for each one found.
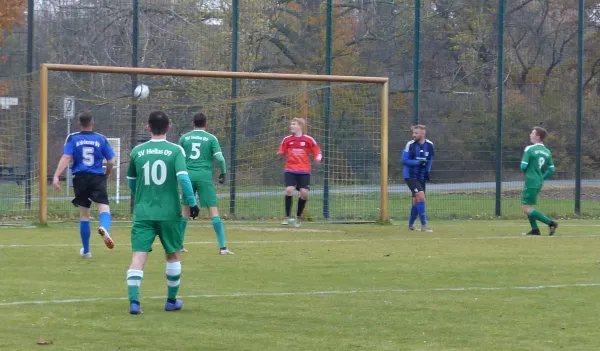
[1,220,600,350]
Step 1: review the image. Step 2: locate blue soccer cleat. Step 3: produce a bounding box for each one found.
[164,300,183,312]
[129,301,142,315]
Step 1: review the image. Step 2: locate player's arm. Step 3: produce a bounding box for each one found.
[520,148,530,172]
[277,138,287,159]
[53,155,72,181]
[52,136,75,191]
[543,155,556,179]
[311,139,323,163]
[174,148,197,208]
[401,143,420,166]
[126,152,137,196]
[426,143,434,172]
[102,139,116,177]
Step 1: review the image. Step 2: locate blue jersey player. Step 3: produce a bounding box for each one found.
[52,112,115,258]
[401,125,434,232]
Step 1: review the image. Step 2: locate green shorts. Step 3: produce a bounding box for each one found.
[131,219,184,254]
[182,181,218,208]
[521,187,540,205]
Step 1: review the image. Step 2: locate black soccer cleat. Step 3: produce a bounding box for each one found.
[523,229,541,236]
[549,221,558,236]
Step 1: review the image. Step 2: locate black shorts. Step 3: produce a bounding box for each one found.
[284,172,310,191]
[405,178,425,197]
[72,173,109,208]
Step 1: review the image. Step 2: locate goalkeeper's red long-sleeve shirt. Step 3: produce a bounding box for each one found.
[278,135,322,174]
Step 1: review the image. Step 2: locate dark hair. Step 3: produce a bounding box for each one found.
[193,113,207,128]
[78,112,93,127]
[148,111,170,135]
[533,126,548,141]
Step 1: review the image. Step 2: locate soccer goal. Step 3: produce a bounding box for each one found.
[37,64,389,224]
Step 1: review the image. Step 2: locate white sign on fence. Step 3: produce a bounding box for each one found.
[63,97,75,119]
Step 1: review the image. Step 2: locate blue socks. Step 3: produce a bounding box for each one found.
[80,220,91,254]
[409,204,418,226]
[212,216,226,248]
[99,212,112,232]
[416,202,427,225]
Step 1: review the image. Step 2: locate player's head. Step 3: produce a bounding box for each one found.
[411,125,426,142]
[147,111,171,136]
[78,112,94,130]
[290,117,305,135]
[193,113,207,128]
[530,126,548,143]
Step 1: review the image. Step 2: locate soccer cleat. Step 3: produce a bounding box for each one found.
[549,221,558,236]
[523,229,541,236]
[79,248,92,259]
[294,217,302,228]
[180,247,189,253]
[281,217,290,225]
[420,225,433,232]
[98,227,114,249]
[408,225,416,231]
[219,248,235,255]
[129,302,142,315]
[164,300,183,312]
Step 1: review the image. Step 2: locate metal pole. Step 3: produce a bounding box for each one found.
[229,0,239,217]
[575,0,584,215]
[495,0,505,217]
[25,0,34,210]
[323,0,333,219]
[413,0,420,125]
[130,0,139,214]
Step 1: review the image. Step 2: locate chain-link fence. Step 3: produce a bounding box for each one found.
[1,0,599,221]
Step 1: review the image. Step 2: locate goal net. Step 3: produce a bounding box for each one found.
[6,65,389,223]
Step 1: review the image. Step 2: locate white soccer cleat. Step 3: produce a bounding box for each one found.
[421,225,433,232]
[80,248,92,259]
[281,217,290,225]
[219,248,235,255]
[180,247,189,253]
[98,227,114,249]
[294,217,302,228]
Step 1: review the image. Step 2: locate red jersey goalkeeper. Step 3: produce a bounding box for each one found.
[277,118,322,227]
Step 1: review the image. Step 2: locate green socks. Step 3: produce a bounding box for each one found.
[127,269,143,302]
[166,261,182,301]
[212,216,226,248]
[530,209,552,225]
[528,214,539,230]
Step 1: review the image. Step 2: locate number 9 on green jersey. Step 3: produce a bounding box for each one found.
[521,144,555,189]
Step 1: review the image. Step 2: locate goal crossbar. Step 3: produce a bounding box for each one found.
[39,63,389,224]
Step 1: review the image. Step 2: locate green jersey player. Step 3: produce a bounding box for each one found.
[521,126,558,236]
[179,113,233,255]
[125,111,200,315]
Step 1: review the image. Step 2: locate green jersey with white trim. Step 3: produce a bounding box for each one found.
[521,143,554,189]
[178,129,222,181]
[127,139,188,220]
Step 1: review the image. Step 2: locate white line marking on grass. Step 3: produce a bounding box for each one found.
[1,283,599,307]
[2,235,600,249]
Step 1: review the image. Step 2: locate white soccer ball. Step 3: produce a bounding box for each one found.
[134,84,150,100]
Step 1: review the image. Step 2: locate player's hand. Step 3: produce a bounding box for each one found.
[52,176,61,192]
[190,205,200,220]
[277,152,285,160]
[425,171,430,182]
[218,173,226,184]
[419,160,428,168]
[315,154,323,163]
